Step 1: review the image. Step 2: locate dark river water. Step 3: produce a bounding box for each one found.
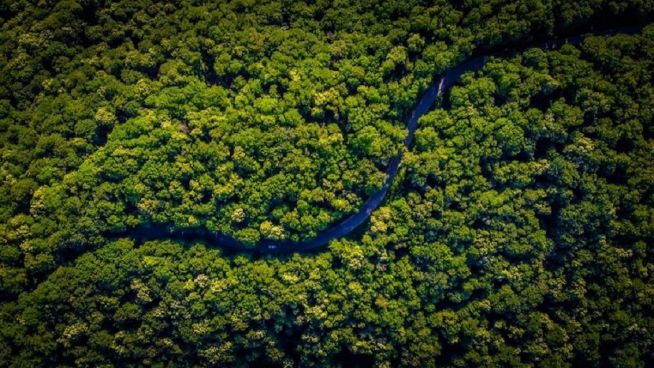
[111,24,646,255]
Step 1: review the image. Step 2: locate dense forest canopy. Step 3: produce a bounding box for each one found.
[0,0,653,367]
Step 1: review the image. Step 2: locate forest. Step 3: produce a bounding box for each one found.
[0,0,653,367]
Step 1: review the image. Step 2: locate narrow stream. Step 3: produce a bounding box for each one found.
[110,24,647,254]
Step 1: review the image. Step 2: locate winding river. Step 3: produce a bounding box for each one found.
[116,24,647,255]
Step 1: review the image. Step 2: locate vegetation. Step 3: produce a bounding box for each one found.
[0,0,653,366]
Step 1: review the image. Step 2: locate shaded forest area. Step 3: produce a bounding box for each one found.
[0,1,653,367]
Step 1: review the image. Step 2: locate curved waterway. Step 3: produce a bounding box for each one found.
[112,24,647,254]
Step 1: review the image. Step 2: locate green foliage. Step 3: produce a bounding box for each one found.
[1,1,653,367]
